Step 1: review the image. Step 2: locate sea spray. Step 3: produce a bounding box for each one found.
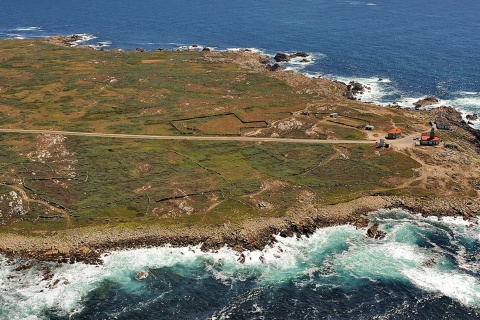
[1,209,480,319]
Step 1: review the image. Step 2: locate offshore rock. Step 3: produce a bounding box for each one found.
[413,96,439,109]
[344,81,365,100]
[274,52,290,62]
[466,114,478,121]
[135,270,149,280]
[367,223,386,240]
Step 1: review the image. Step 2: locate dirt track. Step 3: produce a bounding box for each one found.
[0,128,376,144]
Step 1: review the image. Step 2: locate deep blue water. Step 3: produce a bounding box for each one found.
[1,0,480,124]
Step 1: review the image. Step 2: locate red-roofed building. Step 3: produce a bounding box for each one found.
[420,127,441,146]
[387,128,402,139]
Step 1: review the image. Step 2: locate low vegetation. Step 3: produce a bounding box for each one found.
[0,38,478,238]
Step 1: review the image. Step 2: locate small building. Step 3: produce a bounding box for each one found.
[365,125,375,130]
[329,113,339,118]
[420,127,441,146]
[387,128,402,139]
[435,117,450,130]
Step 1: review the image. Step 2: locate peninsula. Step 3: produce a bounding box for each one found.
[0,38,479,263]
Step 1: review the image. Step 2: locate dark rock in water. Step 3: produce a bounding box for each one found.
[292,51,309,58]
[466,113,478,121]
[135,48,145,52]
[238,253,246,264]
[367,223,386,239]
[202,47,211,52]
[135,270,149,280]
[14,262,34,272]
[344,81,365,100]
[413,96,439,109]
[422,257,436,267]
[300,59,310,63]
[274,52,290,62]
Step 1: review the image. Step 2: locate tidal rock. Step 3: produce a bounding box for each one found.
[135,270,149,280]
[202,47,211,52]
[367,223,386,239]
[291,51,309,58]
[344,81,365,100]
[466,114,478,121]
[413,96,439,109]
[135,48,145,52]
[237,253,246,264]
[274,52,290,62]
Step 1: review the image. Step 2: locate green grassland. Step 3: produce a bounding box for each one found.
[0,39,430,234]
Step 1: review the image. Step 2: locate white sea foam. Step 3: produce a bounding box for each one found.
[2,210,480,318]
[332,75,396,105]
[226,47,265,54]
[69,34,97,47]
[405,268,480,306]
[14,27,42,31]
[6,34,25,40]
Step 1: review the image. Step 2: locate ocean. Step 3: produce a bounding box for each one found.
[1,0,480,318]
[2,210,480,319]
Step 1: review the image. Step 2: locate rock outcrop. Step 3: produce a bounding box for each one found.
[413,96,439,109]
[344,81,367,100]
[366,223,387,239]
[274,52,310,62]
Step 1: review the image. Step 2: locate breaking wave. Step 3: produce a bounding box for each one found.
[1,209,480,319]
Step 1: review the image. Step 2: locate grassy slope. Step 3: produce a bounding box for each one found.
[0,39,475,237]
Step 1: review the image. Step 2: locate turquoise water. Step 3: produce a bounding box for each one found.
[2,209,480,319]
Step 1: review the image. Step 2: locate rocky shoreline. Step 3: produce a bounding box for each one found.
[1,195,478,265]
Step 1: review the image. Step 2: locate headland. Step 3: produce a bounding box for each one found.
[0,37,479,263]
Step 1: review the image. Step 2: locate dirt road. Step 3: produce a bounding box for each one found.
[0,128,376,145]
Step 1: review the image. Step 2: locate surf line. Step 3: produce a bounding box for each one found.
[0,128,376,144]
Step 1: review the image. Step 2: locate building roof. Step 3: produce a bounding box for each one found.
[388,128,402,134]
[420,133,441,141]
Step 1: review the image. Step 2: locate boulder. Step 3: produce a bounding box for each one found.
[344,81,365,100]
[413,96,439,109]
[135,270,149,280]
[291,51,309,58]
[367,223,386,239]
[274,52,290,62]
[266,63,283,72]
[466,114,478,121]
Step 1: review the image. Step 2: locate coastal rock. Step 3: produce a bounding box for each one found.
[266,63,283,72]
[135,48,145,52]
[135,270,149,280]
[343,81,365,100]
[466,114,478,121]
[366,223,386,239]
[274,52,290,62]
[291,52,309,58]
[413,96,439,109]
